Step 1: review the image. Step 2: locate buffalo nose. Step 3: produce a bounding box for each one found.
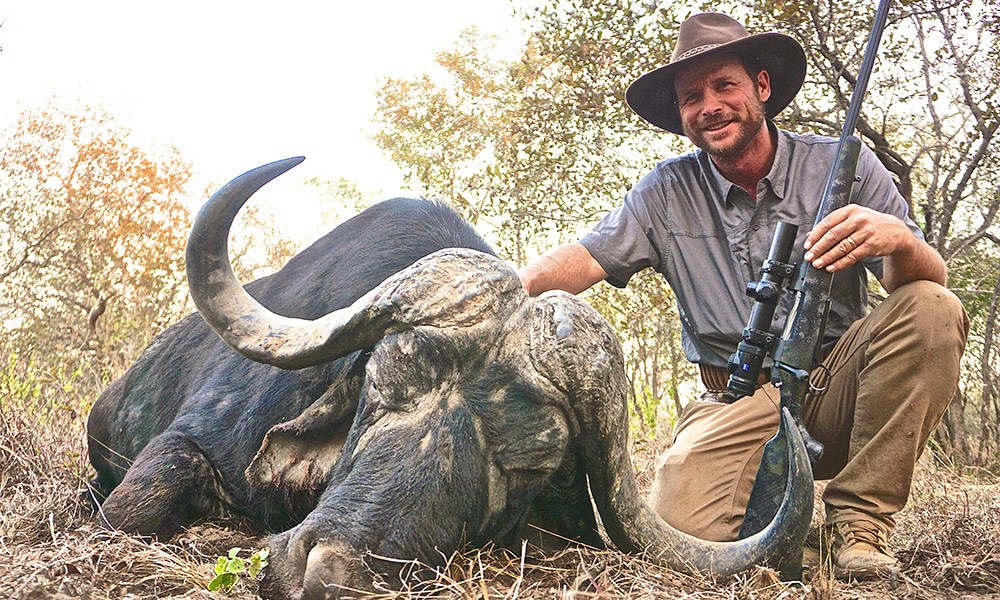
[301,540,370,599]
[260,526,369,600]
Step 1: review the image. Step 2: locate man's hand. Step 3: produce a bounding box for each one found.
[803,205,946,292]
[803,205,911,271]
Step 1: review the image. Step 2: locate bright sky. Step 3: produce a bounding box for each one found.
[0,0,522,226]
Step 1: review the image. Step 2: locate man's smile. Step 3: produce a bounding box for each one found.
[702,118,736,133]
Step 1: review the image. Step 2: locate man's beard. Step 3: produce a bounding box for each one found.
[683,98,767,161]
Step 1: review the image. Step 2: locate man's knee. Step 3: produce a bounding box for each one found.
[866,280,968,419]
[648,390,780,542]
[889,280,967,331]
[883,280,968,353]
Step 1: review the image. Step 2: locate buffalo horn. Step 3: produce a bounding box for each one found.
[533,295,812,577]
[605,410,812,576]
[582,351,811,575]
[186,158,403,370]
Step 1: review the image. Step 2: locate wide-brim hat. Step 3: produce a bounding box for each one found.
[625,12,806,135]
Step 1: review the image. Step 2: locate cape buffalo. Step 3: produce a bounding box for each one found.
[87,158,813,598]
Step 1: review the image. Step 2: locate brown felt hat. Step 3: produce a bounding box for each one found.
[625,12,806,135]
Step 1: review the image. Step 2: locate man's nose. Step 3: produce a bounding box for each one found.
[700,89,724,115]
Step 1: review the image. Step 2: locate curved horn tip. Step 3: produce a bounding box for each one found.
[244,156,306,181]
[186,155,308,281]
[192,156,306,222]
[225,156,306,193]
[269,155,307,171]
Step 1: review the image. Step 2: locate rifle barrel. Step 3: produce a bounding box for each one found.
[814,0,893,226]
[840,0,893,140]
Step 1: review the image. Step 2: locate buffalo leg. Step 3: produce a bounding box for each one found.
[99,431,221,538]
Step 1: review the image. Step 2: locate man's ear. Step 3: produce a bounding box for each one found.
[757,69,772,103]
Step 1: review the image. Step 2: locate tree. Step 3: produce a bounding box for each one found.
[0,102,194,381]
[373,9,685,264]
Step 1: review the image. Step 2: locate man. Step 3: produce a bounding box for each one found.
[518,12,968,580]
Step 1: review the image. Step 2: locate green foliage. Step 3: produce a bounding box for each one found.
[1,353,41,407]
[0,351,93,425]
[208,547,269,593]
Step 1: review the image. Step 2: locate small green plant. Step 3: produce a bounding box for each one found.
[208,547,269,593]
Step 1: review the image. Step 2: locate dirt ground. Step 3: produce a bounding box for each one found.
[2,405,998,599]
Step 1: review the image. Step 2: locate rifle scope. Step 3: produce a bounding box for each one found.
[726,221,798,400]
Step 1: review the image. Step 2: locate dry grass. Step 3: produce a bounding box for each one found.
[2,403,998,599]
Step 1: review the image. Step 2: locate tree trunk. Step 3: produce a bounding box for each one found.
[934,389,968,465]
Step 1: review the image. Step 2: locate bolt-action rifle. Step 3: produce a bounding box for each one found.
[723,0,894,574]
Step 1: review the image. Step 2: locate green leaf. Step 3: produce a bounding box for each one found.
[228,557,246,574]
[228,547,242,559]
[208,572,238,592]
[214,556,228,575]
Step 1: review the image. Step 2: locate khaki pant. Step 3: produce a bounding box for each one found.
[648,280,969,541]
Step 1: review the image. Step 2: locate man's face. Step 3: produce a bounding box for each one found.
[674,54,771,161]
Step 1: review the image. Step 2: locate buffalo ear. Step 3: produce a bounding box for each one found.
[246,354,365,490]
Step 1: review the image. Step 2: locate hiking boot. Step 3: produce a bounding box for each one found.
[827,520,900,580]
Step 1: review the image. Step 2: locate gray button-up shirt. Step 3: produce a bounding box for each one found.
[580,126,924,368]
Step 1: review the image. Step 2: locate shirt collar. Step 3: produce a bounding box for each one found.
[703,150,740,206]
[701,121,789,206]
[766,123,789,200]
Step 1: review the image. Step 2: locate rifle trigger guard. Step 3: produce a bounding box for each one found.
[809,363,832,397]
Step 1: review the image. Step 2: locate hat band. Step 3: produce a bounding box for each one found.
[674,43,728,62]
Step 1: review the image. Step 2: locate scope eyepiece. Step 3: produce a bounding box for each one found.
[727,340,766,398]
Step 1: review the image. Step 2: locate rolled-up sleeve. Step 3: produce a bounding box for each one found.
[580,172,667,288]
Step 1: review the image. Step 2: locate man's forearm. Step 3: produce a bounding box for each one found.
[882,238,947,293]
[517,242,609,297]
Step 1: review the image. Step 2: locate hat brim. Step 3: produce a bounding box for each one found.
[625,33,806,135]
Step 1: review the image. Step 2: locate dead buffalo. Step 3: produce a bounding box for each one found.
[87,157,813,598]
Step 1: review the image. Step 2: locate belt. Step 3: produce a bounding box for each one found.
[699,364,771,395]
